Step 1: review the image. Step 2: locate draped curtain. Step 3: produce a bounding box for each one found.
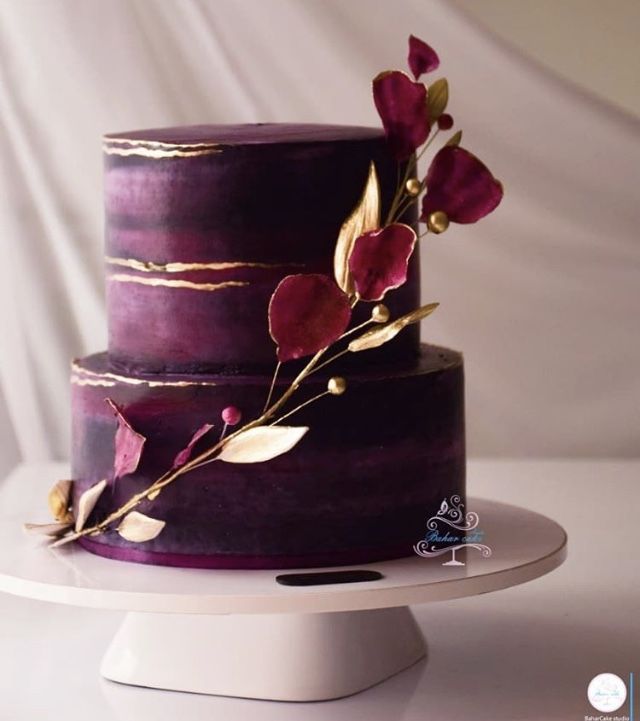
[1,0,638,475]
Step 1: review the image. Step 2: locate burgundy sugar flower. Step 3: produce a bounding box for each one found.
[373,71,430,160]
[408,35,440,79]
[348,224,417,301]
[421,146,503,224]
[269,274,352,362]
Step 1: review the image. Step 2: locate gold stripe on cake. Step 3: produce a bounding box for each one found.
[102,143,221,159]
[71,362,219,388]
[103,136,221,150]
[105,256,304,274]
[70,375,116,388]
[107,274,249,292]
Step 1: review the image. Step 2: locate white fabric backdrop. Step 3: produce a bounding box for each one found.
[1,0,639,473]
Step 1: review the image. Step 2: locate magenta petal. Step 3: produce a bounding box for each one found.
[172,423,214,469]
[373,71,430,160]
[269,274,352,362]
[421,146,503,224]
[106,399,146,480]
[408,35,440,79]
[348,224,417,301]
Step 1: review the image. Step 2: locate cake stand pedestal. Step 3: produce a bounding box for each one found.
[0,489,566,702]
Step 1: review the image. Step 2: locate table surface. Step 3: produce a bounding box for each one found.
[0,459,638,720]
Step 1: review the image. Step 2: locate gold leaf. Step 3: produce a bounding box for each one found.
[218,426,309,464]
[117,511,166,543]
[428,78,449,122]
[349,302,439,353]
[75,479,107,532]
[445,130,463,147]
[395,302,440,327]
[48,479,73,522]
[24,521,72,537]
[333,162,380,295]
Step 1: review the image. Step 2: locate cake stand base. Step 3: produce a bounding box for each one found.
[101,607,426,701]
[0,468,568,705]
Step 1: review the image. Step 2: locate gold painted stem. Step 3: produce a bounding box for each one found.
[263,361,281,413]
[384,128,440,226]
[57,347,329,546]
[270,390,330,426]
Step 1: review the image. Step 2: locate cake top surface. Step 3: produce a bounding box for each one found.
[103,123,384,147]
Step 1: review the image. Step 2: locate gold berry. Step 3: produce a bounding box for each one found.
[327,377,347,395]
[371,304,390,323]
[405,178,422,196]
[427,210,449,234]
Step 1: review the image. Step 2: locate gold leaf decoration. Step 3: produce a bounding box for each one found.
[333,162,380,295]
[117,511,166,543]
[24,521,72,537]
[396,302,440,326]
[218,426,309,464]
[348,323,404,352]
[75,479,107,532]
[445,130,463,147]
[48,480,73,523]
[348,302,439,352]
[428,78,449,122]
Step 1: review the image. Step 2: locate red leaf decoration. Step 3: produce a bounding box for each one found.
[172,423,214,469]
[373,71,430,160]
[106,399,146,480]
[421,146,503,224]
[348,224,417,301]
[408,35,440,79]
[269,274,352,362]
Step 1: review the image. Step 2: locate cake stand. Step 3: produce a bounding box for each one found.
[0,468,567,702]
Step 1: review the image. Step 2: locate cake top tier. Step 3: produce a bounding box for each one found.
[104,122,420,373]
[104,123,384,149]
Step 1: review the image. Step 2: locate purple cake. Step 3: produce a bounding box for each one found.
[70,123,465,569]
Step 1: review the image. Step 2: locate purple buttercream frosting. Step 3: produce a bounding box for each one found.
[104,123,420,373]
[71,346,465,569]
[67,124,466,571]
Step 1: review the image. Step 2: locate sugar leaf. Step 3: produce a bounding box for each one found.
[117,512,166,543]
[218,426,309,464]
[333,162,380,295]
[106,399,146,480]
[75,479,107,532]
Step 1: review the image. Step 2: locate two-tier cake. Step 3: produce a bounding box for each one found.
[70,124,465,568]
[33,35,503,569]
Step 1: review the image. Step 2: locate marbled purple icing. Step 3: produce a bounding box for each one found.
[104,124,420,373]
[71,345,465,569]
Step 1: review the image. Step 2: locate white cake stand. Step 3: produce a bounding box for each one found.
[0,471,566,702]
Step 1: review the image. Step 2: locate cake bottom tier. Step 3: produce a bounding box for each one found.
[71,345,465,569]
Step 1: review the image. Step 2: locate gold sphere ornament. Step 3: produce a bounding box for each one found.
[371,304,390,323]
[405,178,422,196]
[327,377,347,396]
[427,210,449,234]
